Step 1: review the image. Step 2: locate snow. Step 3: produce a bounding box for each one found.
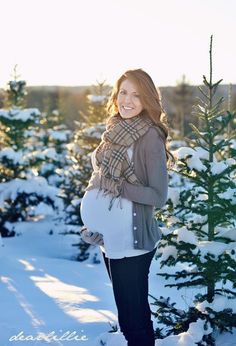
[230,140,236,150]
[87,95,107,103]
[40,163,56,174]
[218,188,236,204]
[197,240,236,262]
[210,161,228,175]
[154,319,212,346]
[174,146,234,176]
[0,177,63,211]
[187,214,207,224]
[41,148,59,160]
[0,147,64,166]
[24,148,61,162]
[0,148,24,164]
[0,233,3,249]
[81,124,105,139]
[174,147,207,172]
[160,225,176,236]
[226,158,236,167]
[48,130,69,142]
[158,245,178,260]
[0,220,235,346]
[0,108,40,122]
[172,146,235,176]
[33,202,55,216]
[168,187,180,205]
[196,295,236,314]
[0,220,117,346]
[66,143,84,155]
[194,147,209,160]
[95,332,127,346]
[174,227,198,245]
[174,147,196,160]
[217,228,236,241]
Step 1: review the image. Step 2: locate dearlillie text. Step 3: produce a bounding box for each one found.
[9,330,88,342]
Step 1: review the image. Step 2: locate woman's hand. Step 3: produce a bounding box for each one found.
[80,227,104,246]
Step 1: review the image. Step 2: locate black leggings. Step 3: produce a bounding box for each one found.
[102,248,156,346]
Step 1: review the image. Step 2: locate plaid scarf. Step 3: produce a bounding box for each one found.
[86,113,153,199]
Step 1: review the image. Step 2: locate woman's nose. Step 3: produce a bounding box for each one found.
[124,94,132,103]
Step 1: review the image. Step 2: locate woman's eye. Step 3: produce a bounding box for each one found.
[119,90,125,95]
[134,94,140,98]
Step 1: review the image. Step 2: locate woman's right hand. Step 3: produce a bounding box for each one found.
[80,227,104,246]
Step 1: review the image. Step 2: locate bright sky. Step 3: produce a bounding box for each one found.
[0,0,235,87]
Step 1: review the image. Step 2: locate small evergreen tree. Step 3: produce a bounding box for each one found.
[37,109,73,187]
[6,65,27,108]
[0,68,41,181]
[0,70,63,237]
[81,79,110,125]
[62,121,105,261]
[62,80,109,261]
[152,36,236,344]
[64,79,109,205]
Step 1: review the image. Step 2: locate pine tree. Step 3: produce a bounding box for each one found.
[0,70,63,237]
[61,121,105,230]
[62,80,109,261]
[152,36,236,344]
[0,67,41,181]
[37,109,73,187]
[81,79,110,125]
[64,79,109,204]
[6,65,27,108]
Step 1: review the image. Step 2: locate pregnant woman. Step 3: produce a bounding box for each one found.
[80,68,171,346]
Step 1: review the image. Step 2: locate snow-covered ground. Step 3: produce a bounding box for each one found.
[0,220,235,346]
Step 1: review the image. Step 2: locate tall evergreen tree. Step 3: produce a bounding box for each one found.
[152,36,236,344]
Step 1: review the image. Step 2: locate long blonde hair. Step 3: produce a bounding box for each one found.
[106,68,173,164]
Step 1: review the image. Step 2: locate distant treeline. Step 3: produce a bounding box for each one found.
[26,86,93,129]
[0,83,235,136]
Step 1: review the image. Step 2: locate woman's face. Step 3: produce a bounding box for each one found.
[116,79,143,119]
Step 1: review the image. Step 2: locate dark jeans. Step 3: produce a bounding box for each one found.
[102,248,156,346]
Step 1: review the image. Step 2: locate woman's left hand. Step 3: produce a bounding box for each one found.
[80,227,104,246]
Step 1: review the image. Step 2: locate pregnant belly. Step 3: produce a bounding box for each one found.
[80,188,132,235]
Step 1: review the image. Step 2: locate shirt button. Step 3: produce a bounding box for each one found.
[133,212,136,216]
[134,226,137,230]
[134,240,138,244]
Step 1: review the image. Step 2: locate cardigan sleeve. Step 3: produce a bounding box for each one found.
[120,128,168,208]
